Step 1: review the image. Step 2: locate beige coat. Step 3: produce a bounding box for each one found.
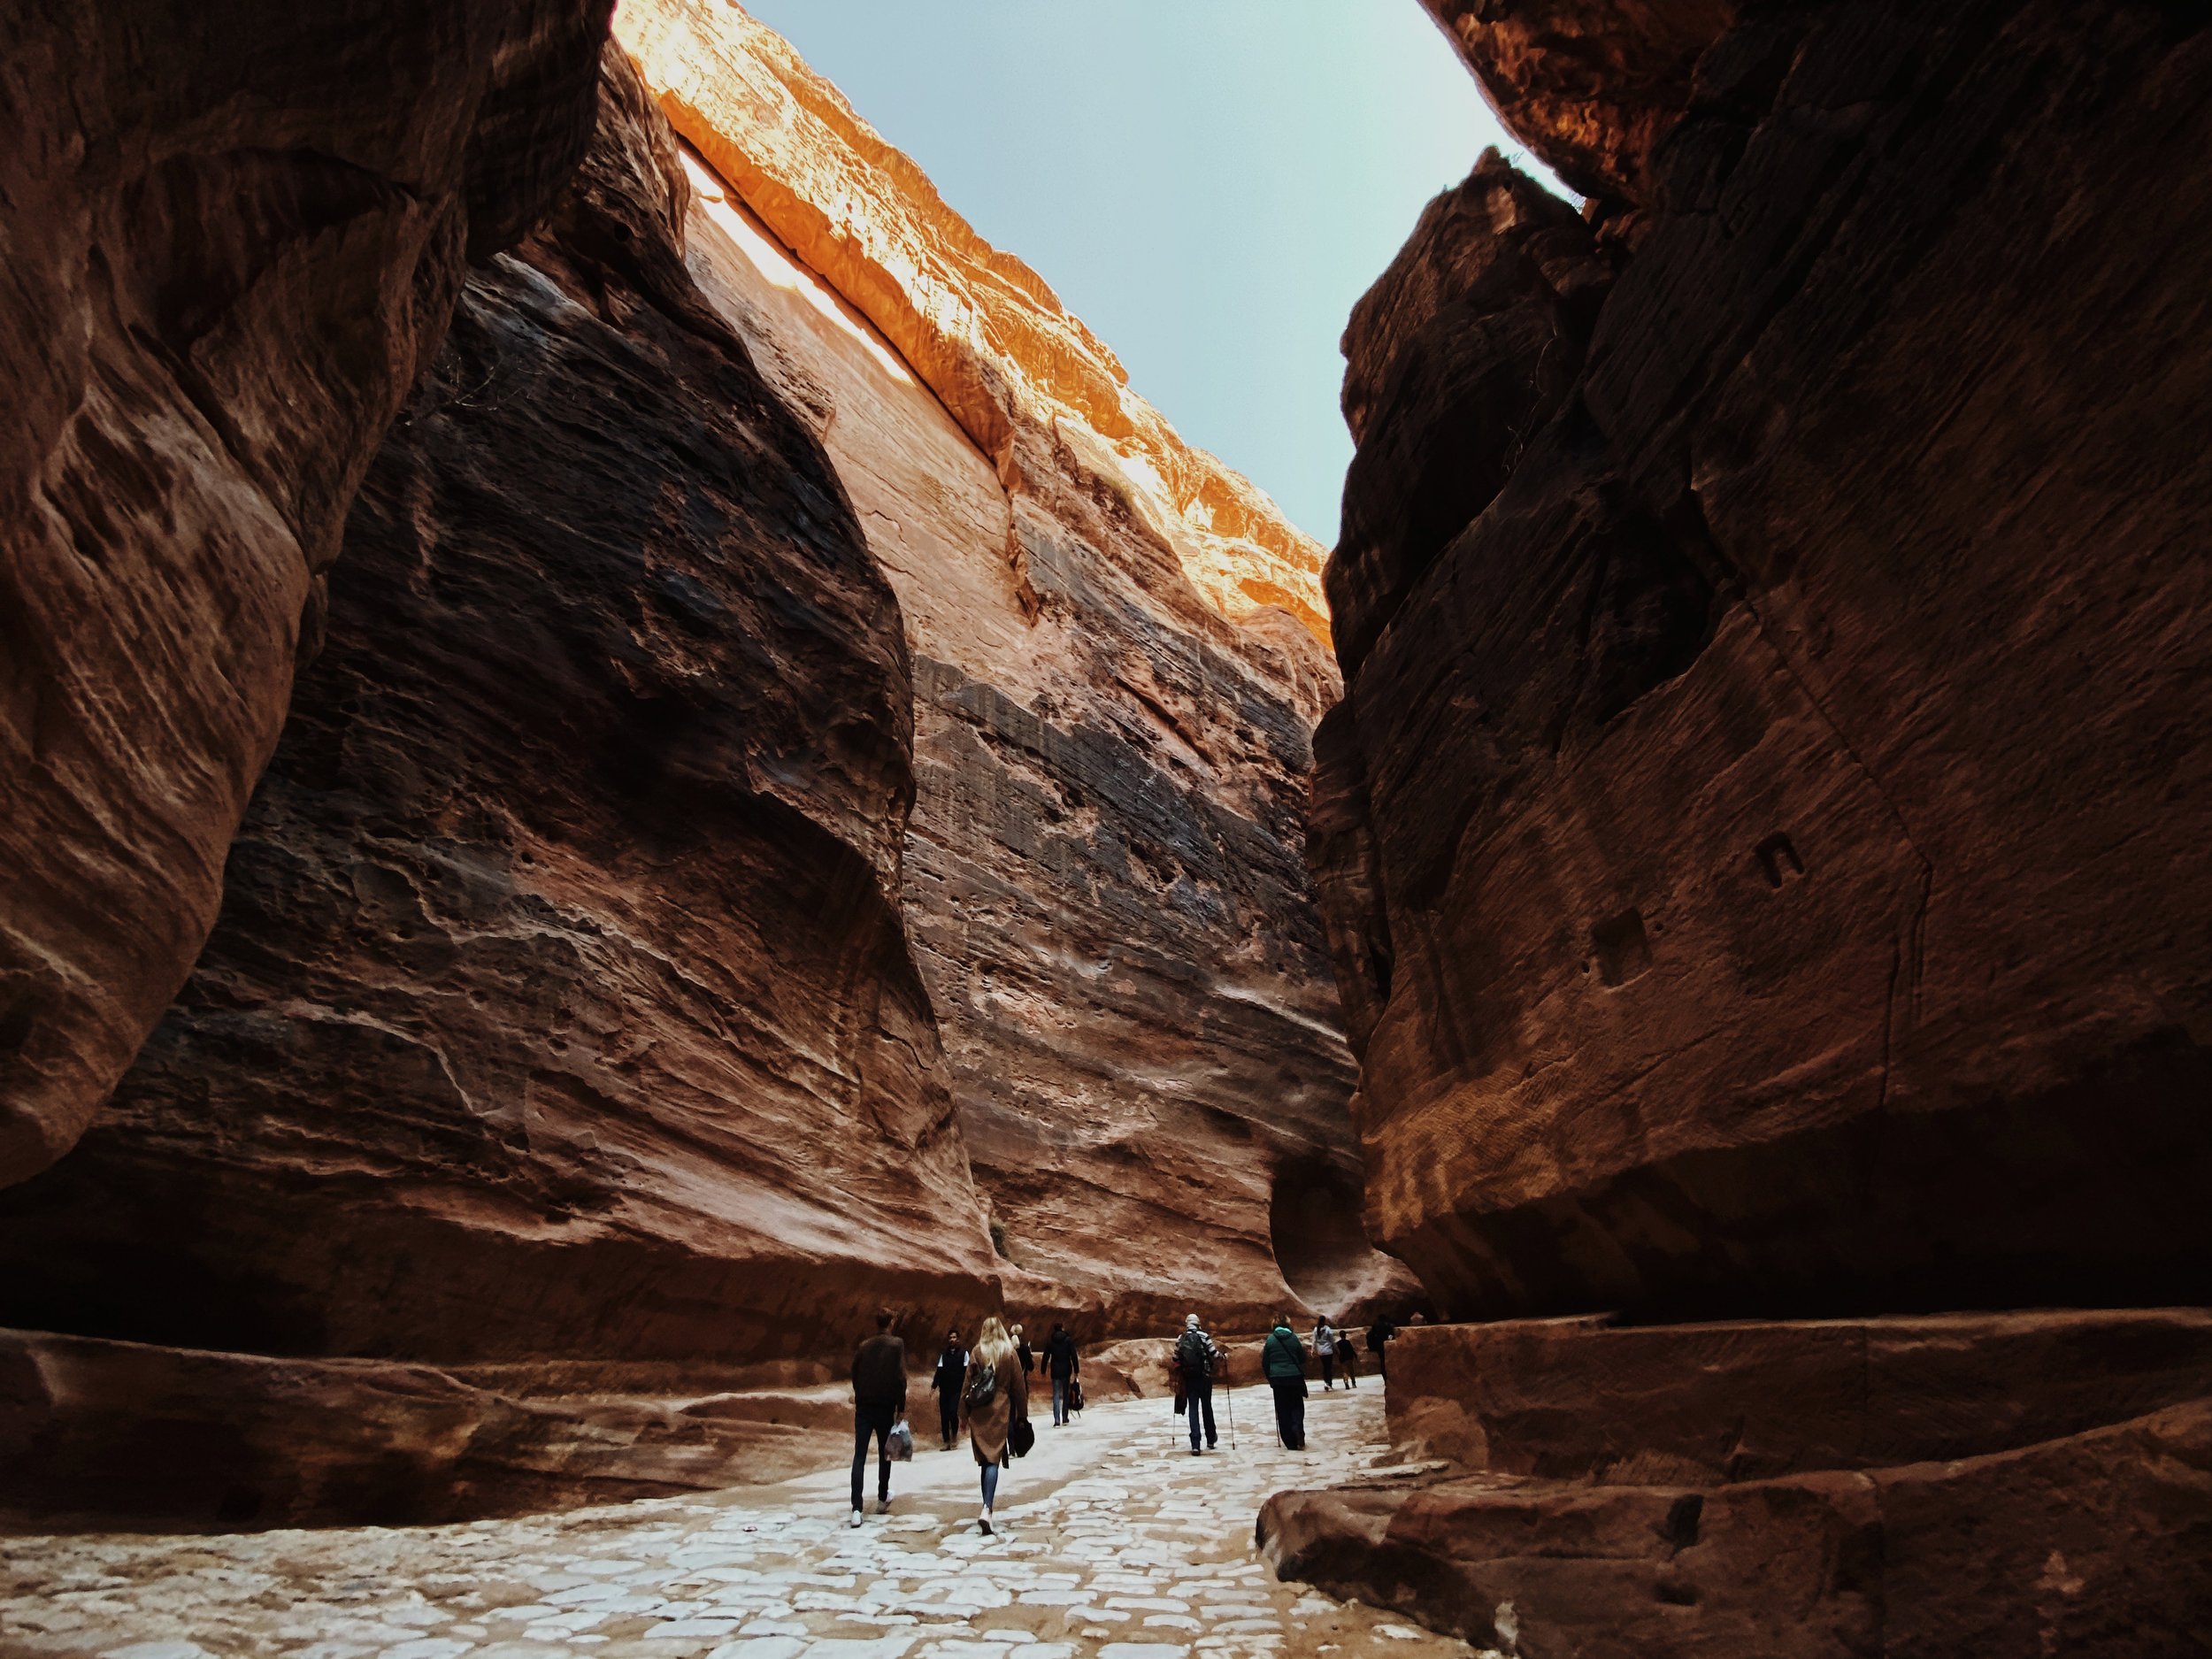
[962,1344,1029,1466]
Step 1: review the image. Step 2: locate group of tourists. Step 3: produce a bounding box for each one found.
[850,1306,1417,1533]
[848,1311,1082,1534]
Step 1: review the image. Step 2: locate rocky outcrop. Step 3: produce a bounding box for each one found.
[1282,0,2212,1647]
[1314,0,2212,1325]
[0,0,612,1187]
[1263,1395,2212,1659]
[617,0,1415,1333]
[0,1328,850,1532]
[0,50,1001,1370]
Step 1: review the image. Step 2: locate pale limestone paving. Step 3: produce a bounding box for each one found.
[0,1391,1468,1659]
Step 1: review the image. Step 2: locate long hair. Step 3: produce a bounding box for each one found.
[972,1314,1015,1372]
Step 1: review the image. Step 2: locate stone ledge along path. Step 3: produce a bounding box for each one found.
[0,1388,1471,1659]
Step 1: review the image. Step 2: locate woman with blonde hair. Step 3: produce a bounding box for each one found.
[960,1314,1029,1534]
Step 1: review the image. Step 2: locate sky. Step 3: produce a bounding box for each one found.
[737,1,1565,546]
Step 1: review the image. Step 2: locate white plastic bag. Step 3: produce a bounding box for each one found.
[887,1417,915,1462]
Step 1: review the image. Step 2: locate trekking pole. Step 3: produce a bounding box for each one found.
[1224,1365,1238,1452]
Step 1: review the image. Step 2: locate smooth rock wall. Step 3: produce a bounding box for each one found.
[0,0,612,1187]
[0,51,1001,1369]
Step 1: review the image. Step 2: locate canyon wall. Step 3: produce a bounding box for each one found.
[0,49,1002,1379]
[0,0,611,1188]
[616,0,1415,1333]
[1279,0,2212,1648]
[1317,0,2212,1323]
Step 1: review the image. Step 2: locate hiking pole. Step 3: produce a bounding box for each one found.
[1224,1368,1237,1452]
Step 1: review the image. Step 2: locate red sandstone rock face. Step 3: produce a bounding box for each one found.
[619,0,1417,1334]
[1419,1,1737,206]
[0,0,612,1187]
[1263,1317,2212,1659]
[0,1328,850,1532]
[0,52,1002,1368]
[1315,0,2212,1322]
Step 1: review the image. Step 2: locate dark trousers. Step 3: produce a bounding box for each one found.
[1321,1352,1335,1387]
[1052,1376,1071,1425]
[852,1403,895,1510]
[1187,1381,1217,1449]
[938,1391,959,1446]
[1338,1348,1357,1386]
[1271,1378,1306,1449]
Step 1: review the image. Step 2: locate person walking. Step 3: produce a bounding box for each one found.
[1044,1322,1079,1425]
[932,1329,968,1450]
[1263,1315,1309,1449]
[1314,1317,1338,1390]
[1334,1323,1359,1387]
[1367,1313,1398,1382]
[1175,1313,1221,1454]
[1013,1324,1034,1379]
[849,1310,905,1526]
[962,1315,1029,1535]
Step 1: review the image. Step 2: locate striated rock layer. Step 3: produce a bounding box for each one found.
[1285,0,2212,1648]
[0,0,611,1187]
[1314,0,2212,1325]
[0,51,1001,1373]
[617,0,1415,1332]
[1263,1317,2212,1659]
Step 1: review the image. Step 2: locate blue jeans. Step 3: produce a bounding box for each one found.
[1187,1382,1217,1449]
[1052,1376,1070,1424]
[851,1403,895,1510]
[981,1458,1002,1509]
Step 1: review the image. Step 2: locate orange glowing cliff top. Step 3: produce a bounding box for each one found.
[613,0,1333,648]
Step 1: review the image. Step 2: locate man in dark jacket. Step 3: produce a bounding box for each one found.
[1366,1314,1398,1381]
[932,1330,968,1449]
[1044,1323,1079,1425]
[850,1310,906,1525]
[1174,1314,1221,1454]
[1262,1316,1307,1449]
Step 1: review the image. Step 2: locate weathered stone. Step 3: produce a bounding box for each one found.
[0,0,612,1187]
[1418,1,1739,206]
[1263,1400,2212,1659]
[1386,1310,2212,1483]
[0,50,1001,1366]
[619,0,1417,1333]
[1317,0,2212,1323]
[0,1328,850,1532]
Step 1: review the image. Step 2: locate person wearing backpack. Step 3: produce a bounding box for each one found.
[932,1330,968,1450]
[1334,1323,1359,1388]
[849,1310,907,1526]
[1263,1315,1309,1449]
[1174,1313,1222,1454]
[1044,1322,1079,1425]
[961,1315,1029,1535]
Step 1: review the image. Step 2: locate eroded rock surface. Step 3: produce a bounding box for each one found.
[618,0,1415,1333]
[1317,0,2212,1325]
[0,51,1000,1371]
[0,0,612,1187]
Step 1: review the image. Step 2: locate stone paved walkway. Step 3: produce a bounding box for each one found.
[1,1386,1470,1659]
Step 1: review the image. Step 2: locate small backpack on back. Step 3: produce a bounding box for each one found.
[964,1356,998,1412]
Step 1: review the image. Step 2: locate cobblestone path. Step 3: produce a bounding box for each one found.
[2,1386,1468,1659]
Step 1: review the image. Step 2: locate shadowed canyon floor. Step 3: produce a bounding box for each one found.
[0,1389,1471,1659]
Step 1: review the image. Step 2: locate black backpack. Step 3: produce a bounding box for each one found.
[964,1356,998,1412]
[1176,1328,1214,1381]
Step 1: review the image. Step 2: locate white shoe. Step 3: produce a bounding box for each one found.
[979,1509,994,1536]
[849,1509,864,1528]
[877,1496,892,1514]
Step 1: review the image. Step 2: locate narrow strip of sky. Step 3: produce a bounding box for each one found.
[734,1,1564,546]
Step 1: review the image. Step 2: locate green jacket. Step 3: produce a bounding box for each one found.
[1262,1325,1305,1380]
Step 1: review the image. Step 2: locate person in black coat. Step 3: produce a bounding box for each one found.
[1014,1324,1035,1379]
[1366,1314,1398,1381]
[849,1310,906,1524]
[932,1330,968,1449]
[1044,1322,1080,1425]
